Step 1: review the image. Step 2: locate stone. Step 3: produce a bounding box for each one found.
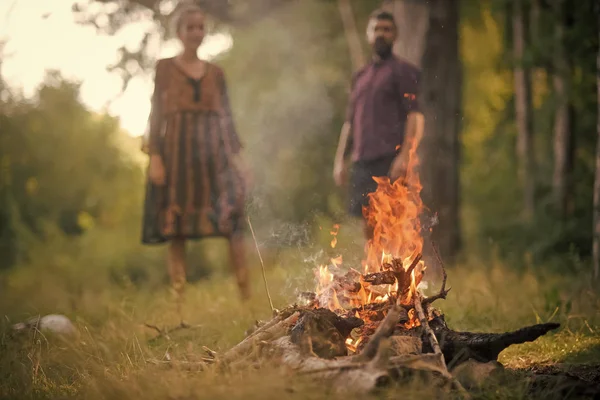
[13,314,78,338]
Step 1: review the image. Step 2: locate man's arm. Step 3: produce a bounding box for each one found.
[401,111,425,164]
[390,63,424,182]
[390,111,424,182]
[333,122,353,186]
[334,71,360,187]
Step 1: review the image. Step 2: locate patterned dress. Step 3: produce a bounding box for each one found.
[141,57,245,244]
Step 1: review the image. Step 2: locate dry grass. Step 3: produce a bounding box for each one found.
[0,239,599,400]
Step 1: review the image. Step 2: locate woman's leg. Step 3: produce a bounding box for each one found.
[229,233,251,300]
[168,238,187,319]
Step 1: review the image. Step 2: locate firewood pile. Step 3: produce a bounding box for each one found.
[165,178,559,396]
[206,251,559,397]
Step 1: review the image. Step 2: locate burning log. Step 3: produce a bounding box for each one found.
[362,270,396,286]
[290,308,363,359]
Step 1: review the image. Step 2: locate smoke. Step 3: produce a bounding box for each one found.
[218,0,351,256]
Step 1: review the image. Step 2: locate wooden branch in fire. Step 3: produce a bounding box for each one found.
[350,253,423,290]
[362,270,396,285]
[421,243,451,307]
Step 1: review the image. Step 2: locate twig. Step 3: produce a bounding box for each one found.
[221,312,300,364]
[422,242,451,307]
[143,321,200,342]
[406,252,422,274]
[393,252,423,307]
[144,323,167,339]
[247,216,275,313]
[202,345,218,358]
[414,294,444,358]
[147,358,209,370]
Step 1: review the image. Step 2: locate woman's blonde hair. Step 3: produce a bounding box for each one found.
[171,2,205,36]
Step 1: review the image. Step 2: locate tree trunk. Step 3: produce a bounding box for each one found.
[551,0,573,218]
[512,0,535,222]
[337,0,366,72]
[593,11,600,281]
[381,0,430,67]
[419,0,462,262]
[530,0,541,44]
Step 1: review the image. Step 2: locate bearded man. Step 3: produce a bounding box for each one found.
[333,9,425,240]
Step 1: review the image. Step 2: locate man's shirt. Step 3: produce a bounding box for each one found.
[346,55,421,162]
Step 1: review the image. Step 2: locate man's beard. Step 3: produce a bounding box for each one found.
[373,37,393,59]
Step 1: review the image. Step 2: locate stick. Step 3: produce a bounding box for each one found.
[414,294,471,398]
[220,312,300,364]
[247,216,275,313]
[414,294,444,358]
[143,321,200,342]
[422,242,451,307]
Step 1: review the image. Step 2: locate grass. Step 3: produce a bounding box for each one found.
[0,235,599,400]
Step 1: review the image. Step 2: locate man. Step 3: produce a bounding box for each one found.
[333,9,425,239]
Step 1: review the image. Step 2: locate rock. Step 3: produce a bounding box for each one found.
[12,314,78,338]
[451,359,503,389]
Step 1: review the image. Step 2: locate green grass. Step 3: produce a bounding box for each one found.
[1,238,599,399]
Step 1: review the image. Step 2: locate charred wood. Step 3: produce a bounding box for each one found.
[290,308,363,359]
[426,316,560,366]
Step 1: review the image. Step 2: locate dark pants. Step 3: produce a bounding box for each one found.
[348,154,396,218]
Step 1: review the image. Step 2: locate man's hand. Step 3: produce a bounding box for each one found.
[333,159,348,187]
[149,154,166,186]
[389,152,409,183]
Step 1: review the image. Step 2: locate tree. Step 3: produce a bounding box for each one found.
[0,73,145,269]
[337,0,365,72]
[381,0,429,67]
[593,8,600,280]
[419,0,462,261]
[379,0,462,262]
[72,0,295,89]
[512,0,535,221]
[551,0,573,218]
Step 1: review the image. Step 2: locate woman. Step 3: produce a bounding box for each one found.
[141,4,251,305]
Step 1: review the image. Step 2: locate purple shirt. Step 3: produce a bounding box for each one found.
[346,56,421,162]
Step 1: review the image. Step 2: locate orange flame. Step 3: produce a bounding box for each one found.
[363,132,423,274]
[314,134,426,347]
[330,224,340,248]
[362,177,423,274]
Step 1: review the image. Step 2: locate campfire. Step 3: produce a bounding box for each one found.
[205,164,559,395]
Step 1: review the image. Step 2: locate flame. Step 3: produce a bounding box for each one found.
[363,132,423,274]
[362,177,423,274]
[330,224,340,248]
[345,336,363,353]
[314,136,427,351]
[330,255,343,268]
